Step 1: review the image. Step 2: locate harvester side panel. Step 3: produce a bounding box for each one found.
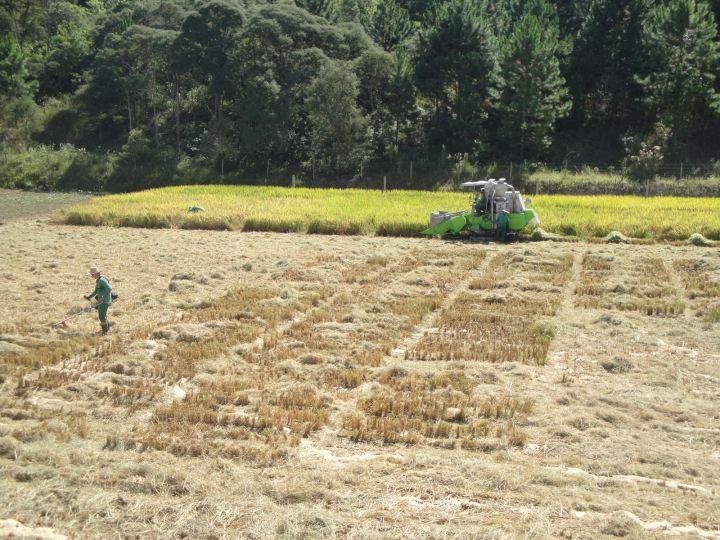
[508,213,526,230]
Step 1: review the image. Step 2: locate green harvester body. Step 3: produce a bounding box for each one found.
[421,180,539,237]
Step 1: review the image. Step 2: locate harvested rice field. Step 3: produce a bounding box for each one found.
[0,189,94,223]
[1,211,719,539]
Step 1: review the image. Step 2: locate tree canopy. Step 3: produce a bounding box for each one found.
[3,0,720,187]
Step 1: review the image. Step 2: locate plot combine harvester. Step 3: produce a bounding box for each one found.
[421,179,540,238]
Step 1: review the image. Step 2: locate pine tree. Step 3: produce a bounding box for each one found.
[639,0,720,145]
[295,0,340,21]
[387,48,416,148]
[0,33,37,97]
[495,0,571,160]
[362,0,415,52]
[550,0,593,37]
[568,0,649,142]
[414,0,498,153]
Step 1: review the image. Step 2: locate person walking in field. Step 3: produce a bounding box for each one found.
[84,266,113,335]
[494,210,510,242]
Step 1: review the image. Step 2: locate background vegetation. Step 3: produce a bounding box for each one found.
[3,0,720,192]
[59,185,720,240]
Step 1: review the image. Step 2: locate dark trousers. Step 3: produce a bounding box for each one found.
[494,224,507,242]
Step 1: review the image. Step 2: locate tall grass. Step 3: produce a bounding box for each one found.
[514,170,720,198]
[58,185,720,240]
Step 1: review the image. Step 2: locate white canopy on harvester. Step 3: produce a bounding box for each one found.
[462,179,533,215]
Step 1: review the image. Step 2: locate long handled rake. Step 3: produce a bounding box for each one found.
[52,300,99,328]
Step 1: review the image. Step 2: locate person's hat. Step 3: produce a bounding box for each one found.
[502,210,510,214]
[87,266,100,275]
[480,188,485,192]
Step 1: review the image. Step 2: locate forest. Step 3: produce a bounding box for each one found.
[2,0,720,191]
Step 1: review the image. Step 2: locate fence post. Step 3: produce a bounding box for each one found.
[645,178,649,198]
[680,162,683,180]
[410,160,413,181]
[535,177,540,196]
[221,159,224,177]
[267,159,270,179]
[292,174,295,188]
[383,176,387,193]
[360,164,363,178]
[509,162,513,183]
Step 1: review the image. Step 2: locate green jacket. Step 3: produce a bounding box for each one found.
[89,276,112,305]
[475,195,487,213]
[495,213,510,228]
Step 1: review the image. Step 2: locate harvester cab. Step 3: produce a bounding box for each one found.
[421,179,540,238]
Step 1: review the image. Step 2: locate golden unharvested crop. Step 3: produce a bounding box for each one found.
[531,195,720,240]
[59,185,720,241]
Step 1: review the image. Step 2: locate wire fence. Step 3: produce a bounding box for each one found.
[510,162,720,179]
[257,157,720,198]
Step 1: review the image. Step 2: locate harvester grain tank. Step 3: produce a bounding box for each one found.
[421,179,539,237]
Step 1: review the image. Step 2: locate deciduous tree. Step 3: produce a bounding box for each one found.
[174,0,245,119]
[306,61,367,171]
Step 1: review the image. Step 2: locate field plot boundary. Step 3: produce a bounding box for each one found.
[55,185,720,242]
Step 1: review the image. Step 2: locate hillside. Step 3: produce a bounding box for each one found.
[3,0,720,192]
